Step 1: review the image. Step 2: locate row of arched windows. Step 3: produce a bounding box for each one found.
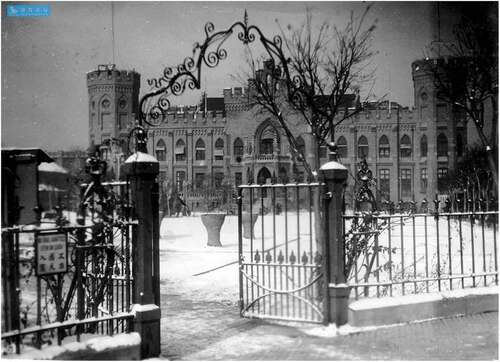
[329,133,454,159]
[155,132,460,161]
[155,137,246,162]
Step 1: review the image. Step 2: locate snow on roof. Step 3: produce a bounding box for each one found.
[38,162,69,174]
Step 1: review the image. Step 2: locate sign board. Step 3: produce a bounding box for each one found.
[36,233,68,276]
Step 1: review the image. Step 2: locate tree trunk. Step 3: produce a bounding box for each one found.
[311,137,324,256]
[475,124,498,193]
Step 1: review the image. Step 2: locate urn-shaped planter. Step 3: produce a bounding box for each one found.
[242,212,259,239]
[201,213,226,247]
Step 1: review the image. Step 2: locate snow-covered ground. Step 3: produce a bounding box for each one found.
[160,215,241,303]
[161,212,499,304]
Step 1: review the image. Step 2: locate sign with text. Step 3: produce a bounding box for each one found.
[36,233,68,276]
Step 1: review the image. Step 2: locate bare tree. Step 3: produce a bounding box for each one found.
[428,4,498,189]
[246,7,378,175]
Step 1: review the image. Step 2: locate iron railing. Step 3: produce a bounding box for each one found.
[344,203,499,300]
[1,221,136,355]
[238,182,327,324]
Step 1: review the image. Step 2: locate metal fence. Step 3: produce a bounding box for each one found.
[344,205,499,300]
[1,222,135,354]
[1,180,136,355]
[238,183,327,324]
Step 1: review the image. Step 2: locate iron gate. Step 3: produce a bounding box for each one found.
[237,182,327,324]
[1,155,136,354]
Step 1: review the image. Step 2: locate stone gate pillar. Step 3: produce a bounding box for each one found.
[319,159,349,326]
[123,151,161,359]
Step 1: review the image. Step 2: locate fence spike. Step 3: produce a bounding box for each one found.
[301,251,308,265]
[289,251,296,264]
[254,250,261,263]
[277,250,284,264]
[265,251,272,264]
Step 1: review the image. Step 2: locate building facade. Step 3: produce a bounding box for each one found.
[87,59,471,210]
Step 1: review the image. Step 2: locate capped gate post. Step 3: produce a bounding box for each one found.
[123,151,161,359]
[319,160,349,326]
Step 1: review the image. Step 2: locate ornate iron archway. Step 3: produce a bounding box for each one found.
[137,10,310,129]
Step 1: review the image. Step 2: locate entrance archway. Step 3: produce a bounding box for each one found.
[257,167,272,185]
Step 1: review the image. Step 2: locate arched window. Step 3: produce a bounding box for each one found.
[99,97,111,130]
[259,124,278,155]
[156,139,166,161]
[420,135,428,158]
[358,136,369,159]
[337,136,348,158]
[233,137,243,162]
[175,139,186,162]
[296,136,305,158]
[195,138,205,161]
[378,135,390,158]
[456,134,463,157]
[214,138,224,160]
[400,135,412,158]
[437,133,448,157]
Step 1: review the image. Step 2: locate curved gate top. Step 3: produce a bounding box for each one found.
[138,10,313,130]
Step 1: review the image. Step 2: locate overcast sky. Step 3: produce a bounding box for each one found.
[2,1,468,151]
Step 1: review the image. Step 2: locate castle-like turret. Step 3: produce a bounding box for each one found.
[87,64,140,148]
[87,64,140,179]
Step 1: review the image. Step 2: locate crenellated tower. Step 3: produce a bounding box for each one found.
[87,64,140,178]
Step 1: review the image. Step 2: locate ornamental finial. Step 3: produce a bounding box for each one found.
[244,9,248,27]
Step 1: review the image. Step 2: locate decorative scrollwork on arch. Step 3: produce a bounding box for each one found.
[138,9,308,127]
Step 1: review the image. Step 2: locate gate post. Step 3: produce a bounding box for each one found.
[123,151,161,359]
[319,160,349,326]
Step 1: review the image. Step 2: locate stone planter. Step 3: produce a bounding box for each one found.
[201,213,226,247]
[242,212,258,239]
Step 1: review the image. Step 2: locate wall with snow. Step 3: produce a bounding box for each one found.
[348,286,498,327]
[7,332,141,360]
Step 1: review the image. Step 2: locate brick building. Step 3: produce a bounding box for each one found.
[87,58,480,211]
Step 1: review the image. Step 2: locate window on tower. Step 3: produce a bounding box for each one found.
[438,167,448,192]
[378,135,390,158]
[195,138,206,161]
[233,138,244,162]
[337,136,348,158]
[400,135,412,158]
[437,133,448,157]
[176,170,186,192]
[214,138,224,161]
[401,169,412,198]
[156,139,166,161]
[175,139,186,162]
[357,136,369,159]
[379,169,390,200]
